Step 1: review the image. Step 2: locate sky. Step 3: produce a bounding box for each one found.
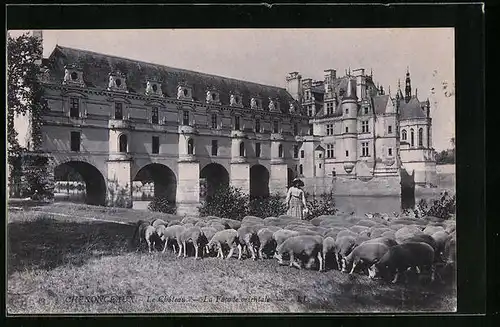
[8,28,455,151]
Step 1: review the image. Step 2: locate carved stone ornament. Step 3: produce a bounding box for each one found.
[146,81,153,94]
[289,103,295,113]
[251,98,257,109]
[177,86,184,99]
[230,94,237,106]
[108,75,116,89]
[268,98,276,111]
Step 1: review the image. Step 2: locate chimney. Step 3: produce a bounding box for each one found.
[32,30,43,66]
[352,68,366,99]
[285,71,302,102]
[324,69,337,94]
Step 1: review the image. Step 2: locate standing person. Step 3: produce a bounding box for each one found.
[285,178,309,219]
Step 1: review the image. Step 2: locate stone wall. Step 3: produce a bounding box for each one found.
[303,175,401,196]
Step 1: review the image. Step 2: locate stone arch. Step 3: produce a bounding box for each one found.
[118,133,128,153]
[410,128,415,147]
[200,163,230,199]
[53,160,107,206]
[401,129,407,141]
[250,164,270,198]
[133,163,177,203]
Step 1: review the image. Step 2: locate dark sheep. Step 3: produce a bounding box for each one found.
[368,242,436,283]
[237,226,260,260]
[322,236,338,270]
[400,234,438,253]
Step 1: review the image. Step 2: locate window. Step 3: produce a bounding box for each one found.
[402,129,407,141]
[255,119,261,133]
[187,138,194,155]
[308,124,314,135]
[300,150,305,158]
[234,116,240,131]
[362,121,369,133]
[319,153,322,158]
[71,72,78,80]
[410,129,415,147]
[256,143,261,158]
[299,164,303,175]
[364,107,369,114]
[295,165,298,172]
[388,125,393,134]
[327,102,334,115]
[308,105,313,117]
[319,164,322,169]
[326,124,334,136]
[332,169,336,177]
[211,113,218,129]
[183,89,188,96]
[345,108,349,114]
[388,148,393,156]
[152,136,159,154]
[346,150,349,157]
[115,103,123,120]
[278,144,284,158]
[70,132,80,152]
[183,110,190,125]
[239,142,245,157]
[345,126,349,133]
[119,134,128,153]
[418,128,424,147]
[293,145,299,158]
[293,123,298,136]
[70,97,79,118]
[327,144,334,158]
[152,107,159,124]
[273,120,279,133]
[211,140,218,156]
[361,142,369,157]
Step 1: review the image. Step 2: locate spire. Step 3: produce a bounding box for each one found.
[348,67,351,76]
[370,68,373,78]
[396,78,403,100]
[388,85,391,95]
[405,66,412,103]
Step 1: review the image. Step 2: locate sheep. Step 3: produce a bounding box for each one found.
[178,227,208,259]
[155,225,185,254]
[210,222,226,232]
[256,228,277,259]
[181,216,199,225]
[242,216,264,225]
[201,226,218,256]
[369,227,392,239]
[274,235,324,271]
[194,221,208,228]
[431,231,451,261]
[167,220,182,227]
[395,226,425,242]
[336,229,359,240]
[334,235,357,267]
[341,242,391,274]
[361,237,398,248]
[322,236,338,270]
[264,226,282,233]
[131,220,150,249]
[222,218,242,230]
[207,229,242,260]
[237,226,260,260]
[273,229,300,248]
[381,230,396,240]
[356,219,379,228]
[150,218,168,228]
[368,242,436,283]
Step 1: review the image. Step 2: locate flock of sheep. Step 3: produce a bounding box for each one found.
[132,212,456,284]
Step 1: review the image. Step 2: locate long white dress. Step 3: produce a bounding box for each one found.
[285,186,307,219]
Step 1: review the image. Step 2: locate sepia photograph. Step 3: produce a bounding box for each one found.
[7,27,457,314]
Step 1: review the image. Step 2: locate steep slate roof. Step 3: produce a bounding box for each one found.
[43,45,296,113]
[399,96,427,119]
[371,95,390,114]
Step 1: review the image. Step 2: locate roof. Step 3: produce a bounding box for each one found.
[399,96,428,119]
[43,45,296,113]
[371,95,390,114]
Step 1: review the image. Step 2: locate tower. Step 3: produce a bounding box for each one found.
[405,67,412,103]
[341,78,358,176]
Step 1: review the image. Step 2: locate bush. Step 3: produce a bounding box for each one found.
[305,191,338,220]
[417,191,456,219]
[248,194,287,218]
[403,191,456,219]
[148,194,177,214]
[198,185,249,220]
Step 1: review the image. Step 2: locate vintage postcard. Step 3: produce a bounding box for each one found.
[7,27,456,314]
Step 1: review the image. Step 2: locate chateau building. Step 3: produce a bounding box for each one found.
[14,33,436,214]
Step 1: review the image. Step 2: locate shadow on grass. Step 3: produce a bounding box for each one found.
[7,216,139,276]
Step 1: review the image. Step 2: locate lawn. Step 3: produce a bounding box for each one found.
[6,202,457,314]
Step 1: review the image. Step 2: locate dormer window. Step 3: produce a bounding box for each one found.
[177,84,192,100]
[108,71,128,93]
[230,93,243,107]
[145,78,163,97]
[63,64,85,87]
[206,89,220,104]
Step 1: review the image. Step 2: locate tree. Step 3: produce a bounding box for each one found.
[7,32,51,198]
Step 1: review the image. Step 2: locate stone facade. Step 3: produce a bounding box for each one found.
[15,37,436,213]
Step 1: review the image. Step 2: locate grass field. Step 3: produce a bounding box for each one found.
[7,202,457,314]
